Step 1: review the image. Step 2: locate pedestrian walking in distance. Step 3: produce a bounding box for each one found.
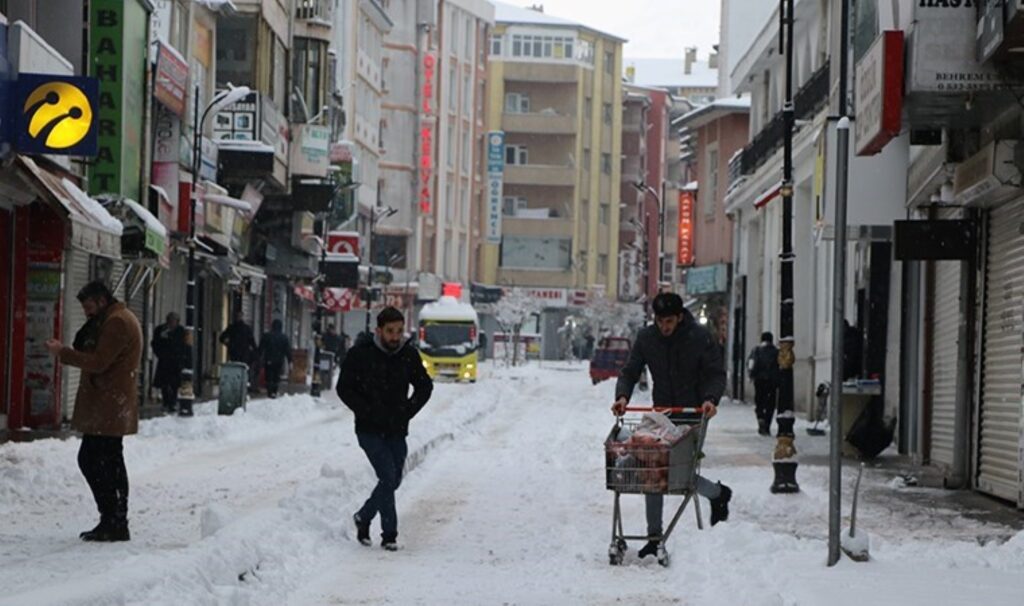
[152,312,187,414]
[612,292,733,560]
[337,307,433,551]
[748,331,780,436]
[220,310,257,364]
[45,281,142,542]
[258,319,292,398]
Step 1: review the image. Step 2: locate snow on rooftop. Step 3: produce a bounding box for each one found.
[626,57,718,89]
[492,1,626,41]
[419,296,479,322]
[123,198,168,238]
[61,178,124,235]
[216,139,275,154]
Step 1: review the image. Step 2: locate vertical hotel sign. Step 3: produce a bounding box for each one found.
[677,191,694,266]
[89,0,149,199]
[485,131,505,244]
[419,53,437,214]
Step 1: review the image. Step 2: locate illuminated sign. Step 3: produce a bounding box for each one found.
[12,74,99,156]
[677,191,694,266]
[419,53,436,214]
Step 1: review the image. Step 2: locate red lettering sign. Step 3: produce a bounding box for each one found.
[419,53,436,214]
[677,192,694,266]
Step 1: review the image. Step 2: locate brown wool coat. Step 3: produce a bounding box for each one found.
[59,302,143,436]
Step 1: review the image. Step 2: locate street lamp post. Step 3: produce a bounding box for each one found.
[179,84,251,416]
[362,205,398,335]
[633,180,663,290]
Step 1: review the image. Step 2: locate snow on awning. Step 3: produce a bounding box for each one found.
[753,181,784,210]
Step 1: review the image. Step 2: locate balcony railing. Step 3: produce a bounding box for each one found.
[740,60,831,176]
[296,0,332,22]
[502,112,576,134]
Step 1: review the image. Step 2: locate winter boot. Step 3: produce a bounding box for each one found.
[82,516,130,542]
[710,482,732,526]
[638,540,660,559]
[353,513,371,546]
[79,516,111,539]
[381,533,399,552]
[757,419,770,436]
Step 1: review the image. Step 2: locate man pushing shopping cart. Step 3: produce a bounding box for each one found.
[608,292,732,566]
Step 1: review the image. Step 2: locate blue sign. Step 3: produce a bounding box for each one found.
[686,264,729,295]
[487,131,504,175]
[10,73,99,156]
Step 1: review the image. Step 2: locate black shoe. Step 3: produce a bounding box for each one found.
[82,517,130,542]
[710,483,732,526]
[353,513,371,546]
[638,540,660,559]
[79,517,109,539]
[758,420,770,436]
[381,540,399,552]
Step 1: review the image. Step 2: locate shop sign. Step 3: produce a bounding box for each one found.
[470,282,503,305]
[855,31,904,156]
[11,74,99,156]
[517,287,567,308]
[419,53,436,214]
[486,131,504,244]
[290,124,331,177]
[906,2,1002,95]
[327,231,361,256]
[215,91,259,140]
[89,0,148,199]
[686,264,728,296]
[677,191,694,266]
[154,41,189,117]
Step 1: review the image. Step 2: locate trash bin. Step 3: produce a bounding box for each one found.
[318,351,335,393]
[219,362,249,415]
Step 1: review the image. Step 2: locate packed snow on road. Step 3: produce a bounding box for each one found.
[1,363,1023,605]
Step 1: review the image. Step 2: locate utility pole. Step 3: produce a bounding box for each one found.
[771,0,800,494]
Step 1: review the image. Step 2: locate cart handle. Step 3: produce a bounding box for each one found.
[623,406,705,415]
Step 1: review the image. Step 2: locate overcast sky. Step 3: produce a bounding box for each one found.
[513,0,722,60]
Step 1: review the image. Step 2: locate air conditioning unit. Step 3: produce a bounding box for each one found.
[953,140,1022,207]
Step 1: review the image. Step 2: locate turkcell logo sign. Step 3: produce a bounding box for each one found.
[11,74,100,156]
[487,131,505,175]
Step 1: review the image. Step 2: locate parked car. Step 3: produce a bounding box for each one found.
[589,337,631,385]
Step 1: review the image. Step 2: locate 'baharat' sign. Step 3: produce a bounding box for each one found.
[89,0,150,200]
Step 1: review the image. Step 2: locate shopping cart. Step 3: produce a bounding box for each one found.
[605,406,708,567]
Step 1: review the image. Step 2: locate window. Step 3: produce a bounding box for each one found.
[601,153,611,175]
[462,128,471,172]
[604,50,614,74]
[583,149,591,171]
[490,35,502,56]
[598,254,608,277]
[503,196,527,216]
[292,37,324,121]
[449,64,457,111]
[602,102,612,124]
[505,92,530,113]
[445,182,453,221]
[512,35,522,56]
[447,123,455,167]
[599,202,610,225]
[500,236,572,270]
[505,145,528,165]
[464,17,473,58]
[584,97,592,119]
[462,186,470,226]
[705,147,719,216]
[463,72,472,115]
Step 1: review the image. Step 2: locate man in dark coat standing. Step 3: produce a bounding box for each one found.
[152,312,187,413]
[258,319,292,398]
[338,307,433,551]
[748,331,780,436]
[612,292,732,561]
[220,310,257,364]
[45,281,142,542]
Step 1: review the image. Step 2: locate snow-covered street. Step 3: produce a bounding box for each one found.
[2,363,1024,605]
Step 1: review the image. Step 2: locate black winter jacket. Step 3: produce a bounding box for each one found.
[615,310,726,411]
[258,330,292,366]
[337,337,433,436]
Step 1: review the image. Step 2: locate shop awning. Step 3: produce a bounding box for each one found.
[16,156,123,259]
[98,196,169,264]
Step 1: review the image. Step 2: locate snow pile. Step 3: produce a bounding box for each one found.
[122,197,168,237]
[201,504,235,538]
[61,178,124,235]
[841,527,871,562]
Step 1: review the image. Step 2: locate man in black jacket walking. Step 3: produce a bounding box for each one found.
[152,312,187,413]
[338,307,433,551]
[748,332,780,436]
[612,292,733,560]
[258,319,291,398]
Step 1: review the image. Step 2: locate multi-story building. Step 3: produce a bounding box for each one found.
[625,48,718,108]
[480,2,625,355]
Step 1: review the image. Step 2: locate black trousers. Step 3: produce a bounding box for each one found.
[160,385,178,411]
[78,435,129,519]
[265,361,284,396]
[754,378,778,425]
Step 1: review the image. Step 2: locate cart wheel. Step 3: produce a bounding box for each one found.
[609,552,623,566]
[592,378,600,385]
[657,549,670,568]
[617,539,628,554]
[608,542,624,566]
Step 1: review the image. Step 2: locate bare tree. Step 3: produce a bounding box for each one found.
[494,288,542,366]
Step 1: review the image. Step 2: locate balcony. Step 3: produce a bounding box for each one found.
[296,0,332,23]
[502,216,574,238]
[504,164,576,187]
[740,60,830,176]
[502,112,576,134]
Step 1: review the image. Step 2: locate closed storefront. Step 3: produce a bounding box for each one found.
[977,199,1024,506]
[929,259,961,469]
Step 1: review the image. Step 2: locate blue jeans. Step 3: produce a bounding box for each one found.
[355,432,408,540]
[645,475,720,537]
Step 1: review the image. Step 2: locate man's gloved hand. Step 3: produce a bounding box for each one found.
[701,401,718,419]
[611,396,628,417]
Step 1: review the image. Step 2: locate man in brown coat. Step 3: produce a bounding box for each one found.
[46,280,142,542]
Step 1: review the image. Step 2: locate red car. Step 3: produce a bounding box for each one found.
[589,337,632,385]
